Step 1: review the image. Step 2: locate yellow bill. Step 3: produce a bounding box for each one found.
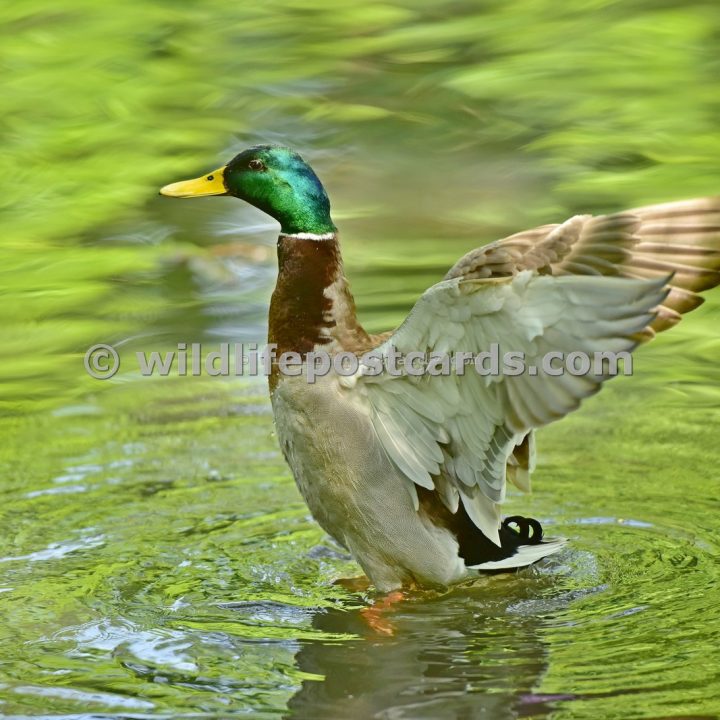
[160,166,228,198]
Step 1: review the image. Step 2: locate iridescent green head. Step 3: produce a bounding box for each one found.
[160,145,336,236]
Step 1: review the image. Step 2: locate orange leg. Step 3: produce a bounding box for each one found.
[360,590,407,636]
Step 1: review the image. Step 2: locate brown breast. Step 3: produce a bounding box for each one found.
[268,235,377,390]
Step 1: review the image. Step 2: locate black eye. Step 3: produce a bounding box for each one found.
[207,175,214,181]
[248,159,265,171]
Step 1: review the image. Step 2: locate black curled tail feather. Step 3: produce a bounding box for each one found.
[467,514,567,571]
[415,486,564,569]
[502,515,544,545]
[455,513,548,566]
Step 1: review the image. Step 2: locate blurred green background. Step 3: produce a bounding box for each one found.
[1,1,719,718]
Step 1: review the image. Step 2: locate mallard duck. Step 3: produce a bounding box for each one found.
[161,145,720,593]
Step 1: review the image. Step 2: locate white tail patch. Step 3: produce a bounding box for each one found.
[468,536,567,571]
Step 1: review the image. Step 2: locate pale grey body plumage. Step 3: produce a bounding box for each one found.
[273,375,469,591]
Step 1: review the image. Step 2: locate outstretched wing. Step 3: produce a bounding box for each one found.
[348,272,667,544]
[349,197,720,544]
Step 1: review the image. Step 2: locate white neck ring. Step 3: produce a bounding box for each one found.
[279,232,336,241]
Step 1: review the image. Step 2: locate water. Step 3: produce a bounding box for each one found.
[2,1,720,718]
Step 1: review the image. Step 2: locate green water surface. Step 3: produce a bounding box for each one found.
[1,1,720,718]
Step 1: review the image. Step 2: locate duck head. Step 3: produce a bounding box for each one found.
[160,145,336,237]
